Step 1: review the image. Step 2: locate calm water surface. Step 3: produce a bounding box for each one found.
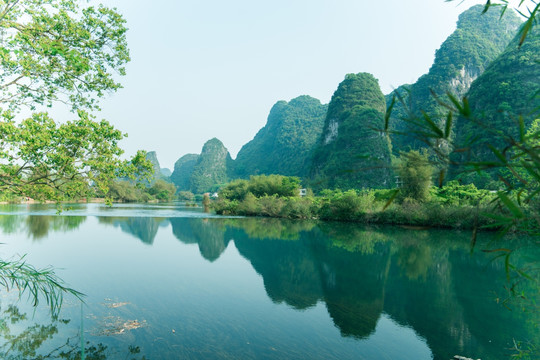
[0,203,537,359]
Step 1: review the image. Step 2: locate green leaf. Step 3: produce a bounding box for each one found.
[385,95,396,131]
[497,191,525,219]
[382,189,399,211]
[444,111,453,139]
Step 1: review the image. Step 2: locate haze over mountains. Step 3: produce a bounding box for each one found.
[147,5,538,193]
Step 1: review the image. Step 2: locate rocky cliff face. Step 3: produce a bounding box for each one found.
[145,151,162,179]
[310,73,393,190]
[235,95,327,178]
[170,154,200,191]
[387,5,522,155]
[190,138,234,193]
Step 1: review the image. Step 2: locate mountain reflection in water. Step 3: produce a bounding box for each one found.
[0,207,537,360]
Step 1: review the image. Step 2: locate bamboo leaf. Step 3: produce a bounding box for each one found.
[497,191,525,218]
[444,111,453,139]
[383,189,399,211]
[487,144,507,164]
[421,111,444,137]
[385,95,396,131]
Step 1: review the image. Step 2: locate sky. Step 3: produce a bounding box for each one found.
[72,0,527,169]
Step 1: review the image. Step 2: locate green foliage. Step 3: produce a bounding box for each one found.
[147,179,177,201]
[219,175,301,201]
[384,4,540,239]
[0,0,151,202]
[0,0,130,112]
[319,190,377,221]
[247,175,301,198]
[432,180,495,205]
[0,112,151,201]
[397,150,434,203]
[177,191,195,201]
[218,179,249,201]
[0,257,83,318]
[107,180,150,202]
[235,95,328,178]
[107,179,176,202]
[310,73,393,190]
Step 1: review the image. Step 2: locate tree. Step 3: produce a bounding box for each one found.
[0,0,129,112]
[397,150,434,203]
[0,0,150,314]
[0,0,151,201]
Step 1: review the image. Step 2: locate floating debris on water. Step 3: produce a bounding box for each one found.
[92,315,146,336]
[106,302,130,309]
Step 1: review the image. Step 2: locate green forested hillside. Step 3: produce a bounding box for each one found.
[170,154,200,190]
[387,5,522,155]
[235,95,328,178]
[190,138,234,193]
[310,73,393,190]
[452,25,540,185]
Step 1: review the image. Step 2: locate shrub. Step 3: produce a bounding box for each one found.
[282,197,317,219]
[148,179,177,201]
[219,179,249,201]
[247,175,300,198]
[237,192,261,216]
[178,191,195,201]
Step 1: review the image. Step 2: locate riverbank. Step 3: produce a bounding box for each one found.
[212,194,498,230]
[0,197,107,205]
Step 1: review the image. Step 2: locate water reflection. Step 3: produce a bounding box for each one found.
[170,218,231,261]
[98,217,168,245]
[0,303,149,359]
[0,211,537,360]
[196,219,537,359]
[0,214,87,240]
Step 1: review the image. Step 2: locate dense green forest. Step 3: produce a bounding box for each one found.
[235,95,328,178]
[310,73,393,190]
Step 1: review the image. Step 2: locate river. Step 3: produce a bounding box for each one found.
[0,203,537,359]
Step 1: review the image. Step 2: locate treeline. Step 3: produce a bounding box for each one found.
[212,173,540,230]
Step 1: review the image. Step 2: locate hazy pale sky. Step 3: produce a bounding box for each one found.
[78,0,525,169]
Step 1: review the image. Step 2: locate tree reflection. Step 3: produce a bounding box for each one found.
[25,216,87,240]
[0,215,24,234]
[0,303,149,359]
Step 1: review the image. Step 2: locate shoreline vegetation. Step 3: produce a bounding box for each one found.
[211,175,539,232]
